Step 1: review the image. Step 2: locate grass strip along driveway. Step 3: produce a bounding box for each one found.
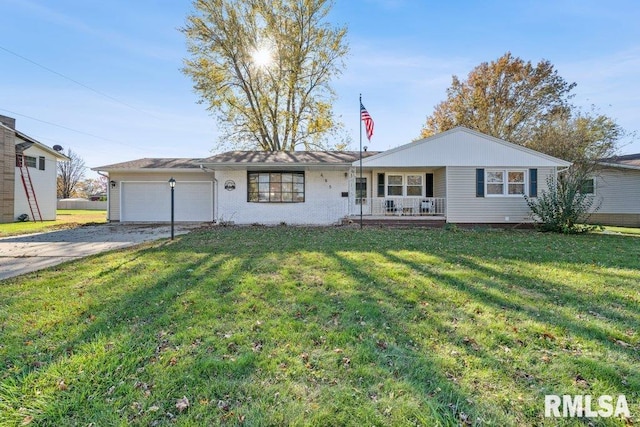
[0,210,106,238]
[0,227,638,426]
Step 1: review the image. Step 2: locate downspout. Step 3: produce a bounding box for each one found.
[214,176,218,223]
[97,171,110,221]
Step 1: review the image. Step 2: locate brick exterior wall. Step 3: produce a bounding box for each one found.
[0,124,16,223]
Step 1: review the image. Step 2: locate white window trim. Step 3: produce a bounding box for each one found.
[485,169,527,197]
[386,173,424,197]
[580,177,596,195]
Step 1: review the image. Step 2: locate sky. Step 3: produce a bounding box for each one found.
[1,0,639,179]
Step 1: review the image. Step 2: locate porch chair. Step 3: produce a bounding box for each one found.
[420,199,434,215]
[385,199,399,215]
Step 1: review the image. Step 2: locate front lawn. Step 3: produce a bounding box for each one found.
[0,227,637,426]
[0,209,106,237]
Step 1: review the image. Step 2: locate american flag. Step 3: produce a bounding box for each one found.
[360,102,374,141]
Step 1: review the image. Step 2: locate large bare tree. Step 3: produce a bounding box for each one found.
[57,149,85,199]
[182,0,348,151]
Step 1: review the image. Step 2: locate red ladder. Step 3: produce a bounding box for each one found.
[17,154,43,222]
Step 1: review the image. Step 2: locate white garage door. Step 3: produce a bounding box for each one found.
[121,181,213,222]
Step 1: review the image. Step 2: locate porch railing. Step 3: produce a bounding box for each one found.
[369,197,446,216]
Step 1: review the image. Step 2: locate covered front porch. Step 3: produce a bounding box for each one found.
[367,196,446,216]
[347,167,447,220]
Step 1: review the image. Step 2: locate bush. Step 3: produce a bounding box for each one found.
[525,169,599,233]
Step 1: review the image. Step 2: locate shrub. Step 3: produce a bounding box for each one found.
[525,169,599,233]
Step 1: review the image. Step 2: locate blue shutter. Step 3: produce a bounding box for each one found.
[476,169,485,197]
[425,173,434,197]
[529,169,538,197]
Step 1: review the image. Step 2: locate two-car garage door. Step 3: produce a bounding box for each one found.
[120,181,213,222]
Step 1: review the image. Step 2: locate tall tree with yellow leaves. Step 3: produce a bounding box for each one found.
[182,0,348,151]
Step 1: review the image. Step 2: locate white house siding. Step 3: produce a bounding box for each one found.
[107,171,214,222]
[434,167,446,197]
[592,168,640,213]
[215,168,349,225]
[445,166,556,223]
[14,145,59,220]
[587,167,640,226]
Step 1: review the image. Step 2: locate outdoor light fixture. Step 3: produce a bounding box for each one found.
[168,177,176,240]
[110,180,116,188]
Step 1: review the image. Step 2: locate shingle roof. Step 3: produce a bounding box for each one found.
[200,150,381,165]
[93,151,382,171]
[93,158,202,170]
[599,153,640,168]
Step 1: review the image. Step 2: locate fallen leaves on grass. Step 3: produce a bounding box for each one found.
[574,374,589,388]
[612,338,631,348]
[175,396,190,413]
[541,331,556,341]
[462,337,480,351]
[217,400,230,411]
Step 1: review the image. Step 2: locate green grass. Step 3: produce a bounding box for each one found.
[0,227,638,426]
[0,209,106,237]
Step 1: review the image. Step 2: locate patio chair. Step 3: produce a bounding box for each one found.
[420,199,434,215]
[385,199,399,215]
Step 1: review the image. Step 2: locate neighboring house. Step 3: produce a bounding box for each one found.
[584,154,640,227]
[0,115,69,223]
[93,127,572,225]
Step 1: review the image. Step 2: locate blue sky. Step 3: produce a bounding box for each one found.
[1,0,639,178]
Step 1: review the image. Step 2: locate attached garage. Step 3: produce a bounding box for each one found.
[120,181,213,222]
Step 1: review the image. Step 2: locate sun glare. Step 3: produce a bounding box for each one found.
[251,44,273,69]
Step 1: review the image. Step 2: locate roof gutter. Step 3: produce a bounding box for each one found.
[596,161,640,171]
[90,167,203,173]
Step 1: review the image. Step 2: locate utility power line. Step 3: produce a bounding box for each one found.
[0,107,140,149]
[0,44,158,118]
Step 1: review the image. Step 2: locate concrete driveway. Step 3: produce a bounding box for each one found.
[0,223,203,281]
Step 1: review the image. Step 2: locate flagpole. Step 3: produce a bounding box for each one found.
[359,94,363,229]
